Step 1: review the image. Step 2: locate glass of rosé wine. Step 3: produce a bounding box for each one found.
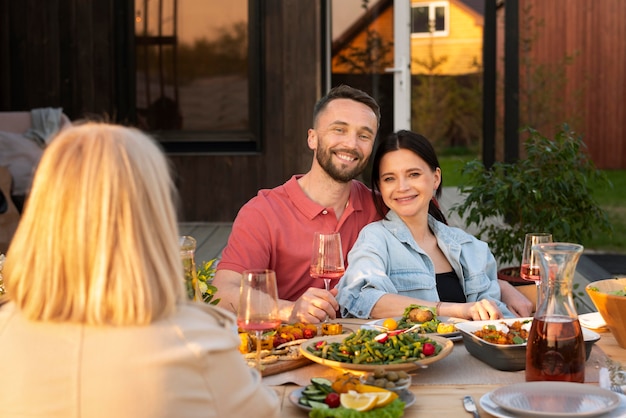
[237,269,281,372]
[310,232,345,293]
[520,232,553,306]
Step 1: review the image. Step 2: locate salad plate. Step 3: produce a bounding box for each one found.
[300,333,453,373]
[289,387,416,411]
[485,382,621,418]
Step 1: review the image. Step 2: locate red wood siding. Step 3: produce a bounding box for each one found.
[518,0,626,169]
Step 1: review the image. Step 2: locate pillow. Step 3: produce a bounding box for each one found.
[0,131,43,195]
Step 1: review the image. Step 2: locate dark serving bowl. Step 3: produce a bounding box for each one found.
[455,317,601,371]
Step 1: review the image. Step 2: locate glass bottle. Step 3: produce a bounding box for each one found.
[526,243,585,382]
[180,235,202,301]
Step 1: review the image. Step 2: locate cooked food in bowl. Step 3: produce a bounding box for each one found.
[472,319,531,345]
[456,318,600,371]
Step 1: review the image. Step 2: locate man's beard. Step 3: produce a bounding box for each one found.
[316,145,366,183]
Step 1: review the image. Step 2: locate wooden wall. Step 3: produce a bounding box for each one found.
[0,0,323,221]
[0,0,120,117]
[515,0,626,169]
[410,0,484,75]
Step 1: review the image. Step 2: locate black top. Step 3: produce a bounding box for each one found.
[436,271,466,303]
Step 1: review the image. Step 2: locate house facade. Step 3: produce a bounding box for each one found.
[332,0,484,76]
[0,0,624,222]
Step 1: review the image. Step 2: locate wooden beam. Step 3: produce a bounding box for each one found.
[482,0,497,169]
[504,0,519,163]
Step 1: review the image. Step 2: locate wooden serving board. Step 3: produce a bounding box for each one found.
[261,357,312,377]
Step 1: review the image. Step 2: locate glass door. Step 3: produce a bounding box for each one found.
[386,0,411,132]
[329,0,412,134]
[331,0,484,154]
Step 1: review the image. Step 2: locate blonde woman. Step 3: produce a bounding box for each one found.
[0,122,279,418]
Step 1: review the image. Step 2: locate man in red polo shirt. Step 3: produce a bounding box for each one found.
[214,86,379,323]
[214,85,532,323]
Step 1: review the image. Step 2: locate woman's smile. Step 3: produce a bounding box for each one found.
[378,149,440,218]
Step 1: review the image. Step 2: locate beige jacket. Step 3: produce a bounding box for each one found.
[0,301,280,418]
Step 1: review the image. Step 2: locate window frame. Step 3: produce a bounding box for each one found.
[130,1,264,155]
[410,1,449,38]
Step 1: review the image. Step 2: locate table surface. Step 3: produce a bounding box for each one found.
[270,319,626,417]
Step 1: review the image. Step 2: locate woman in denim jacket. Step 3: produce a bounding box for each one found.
[336,130,513,320]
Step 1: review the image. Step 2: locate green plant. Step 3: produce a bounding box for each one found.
[197,259,220,305]
[454,124,613,266]
[411,30,482,152]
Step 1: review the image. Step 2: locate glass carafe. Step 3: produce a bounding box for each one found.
[180,236,202,301]
[526,243,585,382]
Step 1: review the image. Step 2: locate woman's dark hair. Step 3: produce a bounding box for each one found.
[370,130,447,224]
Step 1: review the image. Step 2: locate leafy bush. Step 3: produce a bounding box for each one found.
[454,124,612,265]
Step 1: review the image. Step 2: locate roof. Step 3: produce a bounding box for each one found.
[332,0,485,55]
[461,0,485,15]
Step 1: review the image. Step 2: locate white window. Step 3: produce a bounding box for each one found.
[411,1,449,37]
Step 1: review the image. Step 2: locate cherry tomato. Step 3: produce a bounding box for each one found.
[325,392,340,408]
[422,342,436,356]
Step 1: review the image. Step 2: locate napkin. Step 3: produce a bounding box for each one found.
[579,312,608,330]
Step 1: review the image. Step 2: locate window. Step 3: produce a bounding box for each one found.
[411,2,449,37]
[133,0,262,153]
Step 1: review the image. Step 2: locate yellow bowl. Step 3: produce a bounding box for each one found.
[586,278,626,348]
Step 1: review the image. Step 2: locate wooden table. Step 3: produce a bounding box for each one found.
[270,320,626,417]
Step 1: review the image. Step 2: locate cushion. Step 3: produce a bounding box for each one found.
[0,131,43,195]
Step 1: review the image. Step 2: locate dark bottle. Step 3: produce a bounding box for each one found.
[525,243,585,383]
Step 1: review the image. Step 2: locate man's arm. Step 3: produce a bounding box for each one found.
[211,269,244,314]
[212,268,339,323]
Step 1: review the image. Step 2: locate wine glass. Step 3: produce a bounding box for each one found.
[520,232,553,307]
[310,232,345,292]
[237,269,281,372]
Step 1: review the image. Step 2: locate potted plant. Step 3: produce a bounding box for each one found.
[453,124,612,281]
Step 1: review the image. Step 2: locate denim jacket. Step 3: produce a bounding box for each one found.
[336,210,513,318]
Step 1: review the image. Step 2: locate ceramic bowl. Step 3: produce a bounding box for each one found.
[586,278,626,348]
[360,371,411,392]
[456,317,600,371]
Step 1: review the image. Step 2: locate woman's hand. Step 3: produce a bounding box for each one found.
[461,299,503,320]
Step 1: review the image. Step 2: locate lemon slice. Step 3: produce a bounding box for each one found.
[339,391,379,412]
[368,391,398,407]
[355,383,390,393]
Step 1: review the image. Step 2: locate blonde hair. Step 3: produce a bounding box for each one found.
[4,122,184,325]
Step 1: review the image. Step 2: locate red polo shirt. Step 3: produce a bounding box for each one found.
[217,175,380,301]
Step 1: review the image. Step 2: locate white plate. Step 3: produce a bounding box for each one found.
[481,391,626,418]
[289,387,416,411]
[364,316,467,341]
[487,382,621,418]
[579,312,608,330]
